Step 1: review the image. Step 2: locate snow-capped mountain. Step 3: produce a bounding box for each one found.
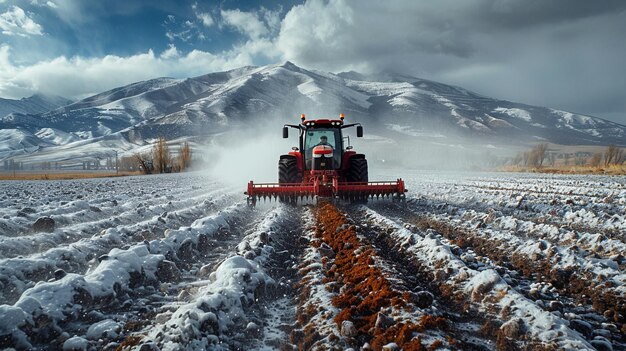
[1,62,625,163]
[0,94,72,118]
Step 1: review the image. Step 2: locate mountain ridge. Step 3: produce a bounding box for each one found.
[0,94,73,119]
[0,62,624,164]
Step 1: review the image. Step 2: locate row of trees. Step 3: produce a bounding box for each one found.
[510,143,550,168]
[588,145,625,167]
[1,139,192,174]
[510,143,625,168]
[133,137,192,174]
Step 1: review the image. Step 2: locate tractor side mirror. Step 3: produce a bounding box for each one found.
[356,125,363,137]
[282,126,288,138]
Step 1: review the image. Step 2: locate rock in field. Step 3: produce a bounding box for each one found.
[33,217,55,232]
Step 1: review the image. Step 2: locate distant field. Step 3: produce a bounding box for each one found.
[0,170,141,180]
[499,164,626,175]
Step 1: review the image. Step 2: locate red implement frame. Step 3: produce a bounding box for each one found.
[245,176,406,204]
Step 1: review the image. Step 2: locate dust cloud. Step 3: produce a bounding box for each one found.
[195,110,519,189]
[197,115,301,187]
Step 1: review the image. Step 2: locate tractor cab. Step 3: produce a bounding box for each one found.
[282,114,364,172]
[304,127,342,170]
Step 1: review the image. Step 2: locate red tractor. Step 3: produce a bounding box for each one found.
[246,114,406,204]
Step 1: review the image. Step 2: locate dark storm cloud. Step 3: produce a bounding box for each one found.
[467,0,626,30]
[279,0,626,124]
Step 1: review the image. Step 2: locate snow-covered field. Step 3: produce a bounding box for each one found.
[0,171,624,350]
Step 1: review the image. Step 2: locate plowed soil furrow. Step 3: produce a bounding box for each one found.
[0,192,238,259]
[0,178,231,238]
[369,203,625,350]
[363,205,595,350]
[410,197,626,259]
[292,203,455,351]
[350,206,496,350]
[120,204,305,351]
[246,206,305,351]
[448,183,611,198]
[0,201,248,305]
[408,175,625,238]
[58,208,258,350]
[409,192,624,241]
[2,171,625,350]
[21,205,272,350]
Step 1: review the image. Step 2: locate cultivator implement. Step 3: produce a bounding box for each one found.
[246,177,406,204]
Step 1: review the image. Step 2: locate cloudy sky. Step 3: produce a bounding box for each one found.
[1,0,625,124]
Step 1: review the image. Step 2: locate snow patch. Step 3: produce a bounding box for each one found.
[493,107,532,122]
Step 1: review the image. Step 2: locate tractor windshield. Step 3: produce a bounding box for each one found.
[304,128,342,169]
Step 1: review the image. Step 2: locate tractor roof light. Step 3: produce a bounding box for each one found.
[300,113,306,122]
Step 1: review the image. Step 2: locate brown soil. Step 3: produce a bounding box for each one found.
[308,203,450,350]
[412,213,626,333]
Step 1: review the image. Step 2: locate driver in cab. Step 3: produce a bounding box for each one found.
[316,135,330,146]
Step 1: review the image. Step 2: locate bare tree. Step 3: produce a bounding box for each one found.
[522,151,530,166]
[618,149,626,165]
[589,153,603,167]
[522,143,549,168]
[531,143,548,167]
[604,145,624,166]
[153,137,171,173]
[133,153,153,174]
[179,142,192,171]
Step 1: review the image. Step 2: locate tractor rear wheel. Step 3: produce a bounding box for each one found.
[347,157,368,203]
[278,156,301,203]
[348,157,368,183]
[278,157,300,184]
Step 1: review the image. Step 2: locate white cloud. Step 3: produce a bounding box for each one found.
[46,1,58,9]
[196,12,213,27]
[160,44,179,59]
[0,6,44,37]
[191,2,213,34]
[220,9,269,39]
[260,7,281,32]
[0,44,257,99]
[277,0,355,71]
